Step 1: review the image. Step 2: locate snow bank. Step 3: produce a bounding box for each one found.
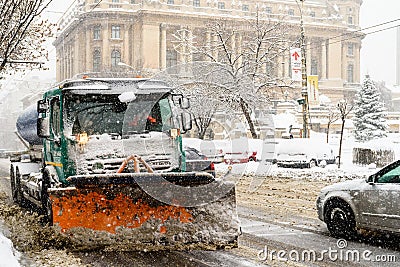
[186,133,400,182]
[0,232,20,267]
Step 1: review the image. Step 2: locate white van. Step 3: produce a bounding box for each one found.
[276,139,337,168]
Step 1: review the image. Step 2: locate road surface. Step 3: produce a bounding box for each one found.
[0,159,399,266]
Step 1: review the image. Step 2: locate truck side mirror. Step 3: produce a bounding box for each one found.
[180,97,190,109]
[367,175,375,184]
[37,117,50,138]
[37,99,48,114]
[172,94,190,109]
[181,112,192,133]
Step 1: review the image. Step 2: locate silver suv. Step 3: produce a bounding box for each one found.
[316,160,400,238]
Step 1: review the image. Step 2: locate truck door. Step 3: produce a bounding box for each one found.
[47,96,63,176]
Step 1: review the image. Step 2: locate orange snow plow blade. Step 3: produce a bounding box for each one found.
[48,172,239,250]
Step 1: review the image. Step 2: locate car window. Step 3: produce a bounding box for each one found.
[377,165,400,183]
[185,150,196,159]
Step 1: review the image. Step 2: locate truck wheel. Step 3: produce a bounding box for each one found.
[325,199,356,239]
[41,171,53,225]
[10,165,17,203]
[14,168,27,207]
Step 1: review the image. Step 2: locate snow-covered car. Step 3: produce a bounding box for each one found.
[276,138,336,168]
[224,151,257,164]
[184,147,215,177]
[316,160,400,238]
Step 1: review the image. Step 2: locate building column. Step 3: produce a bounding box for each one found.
[212,33,218,61]
[282,42,289,77]
[102,22,110,70]
[355,43,361,82]
[231,31,236,64]
[85,26,91,73]
[206,31,211,62]
[236,33,242,68]
[278,53,284,78]
[159,23,167,69]
[306,40,311,75]
[321,40,327,80]
[123,24,130,66]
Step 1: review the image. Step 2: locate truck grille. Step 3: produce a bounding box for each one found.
[84,156,173,174]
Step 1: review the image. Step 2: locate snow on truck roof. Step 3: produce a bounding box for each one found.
[61,78,172,95]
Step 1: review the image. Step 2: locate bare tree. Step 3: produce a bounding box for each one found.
[187,82,221,139]
[192,12,292,138]
[337,100,353,168]
[0,0,53,74]
[326,106,340,143]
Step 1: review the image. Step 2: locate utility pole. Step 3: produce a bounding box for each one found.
[297,0,309,138]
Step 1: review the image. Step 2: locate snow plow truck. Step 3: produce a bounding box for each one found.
[10,78,239,249]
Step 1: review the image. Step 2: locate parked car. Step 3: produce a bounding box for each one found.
[276,139,336,168]
[224,151,257,164]
[201,147,225,163]
[184,147,215,177]
[316,160,400,238]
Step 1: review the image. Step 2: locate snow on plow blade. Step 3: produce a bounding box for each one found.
[48,172,239,250]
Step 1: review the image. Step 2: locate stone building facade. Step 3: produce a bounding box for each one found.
[53,0,363,103]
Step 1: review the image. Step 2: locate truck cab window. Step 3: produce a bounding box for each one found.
[51,98,61,137]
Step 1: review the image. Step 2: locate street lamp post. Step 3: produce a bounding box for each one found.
[296,0,309,138]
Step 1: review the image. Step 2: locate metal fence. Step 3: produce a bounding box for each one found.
[352,147,395,167]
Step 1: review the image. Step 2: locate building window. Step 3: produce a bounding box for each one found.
[111,25,121,39]
[93,49,101,72]
[93,25,101,40]
[348,16,353,25]
[112,0,119,2]
[167,0,174,4]
[111,49,121,68]
[347,64,354,83]
[310,11,315,17]
[131,0,135,3]
[265,6,272,13]
[347,43,354,56]
[311,59,318,75]
[242,4,249,11]
[218,2,225,9]
[288,9,294,16]
[193,0,200,7]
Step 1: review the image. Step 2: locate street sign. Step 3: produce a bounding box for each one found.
[290,47,302,82]
[307,75,320,107]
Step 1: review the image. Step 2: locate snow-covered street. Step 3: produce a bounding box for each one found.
[1,146,400,266]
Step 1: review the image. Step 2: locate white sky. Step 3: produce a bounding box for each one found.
[14,0,400,87]
[360,0,400,87]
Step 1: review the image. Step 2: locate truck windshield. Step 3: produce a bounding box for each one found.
[65,93,172,137]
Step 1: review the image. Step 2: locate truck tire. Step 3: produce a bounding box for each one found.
[324,199,356,239]
[14,167,27,207]
[41,170,53,225]
[10,165,17,203]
